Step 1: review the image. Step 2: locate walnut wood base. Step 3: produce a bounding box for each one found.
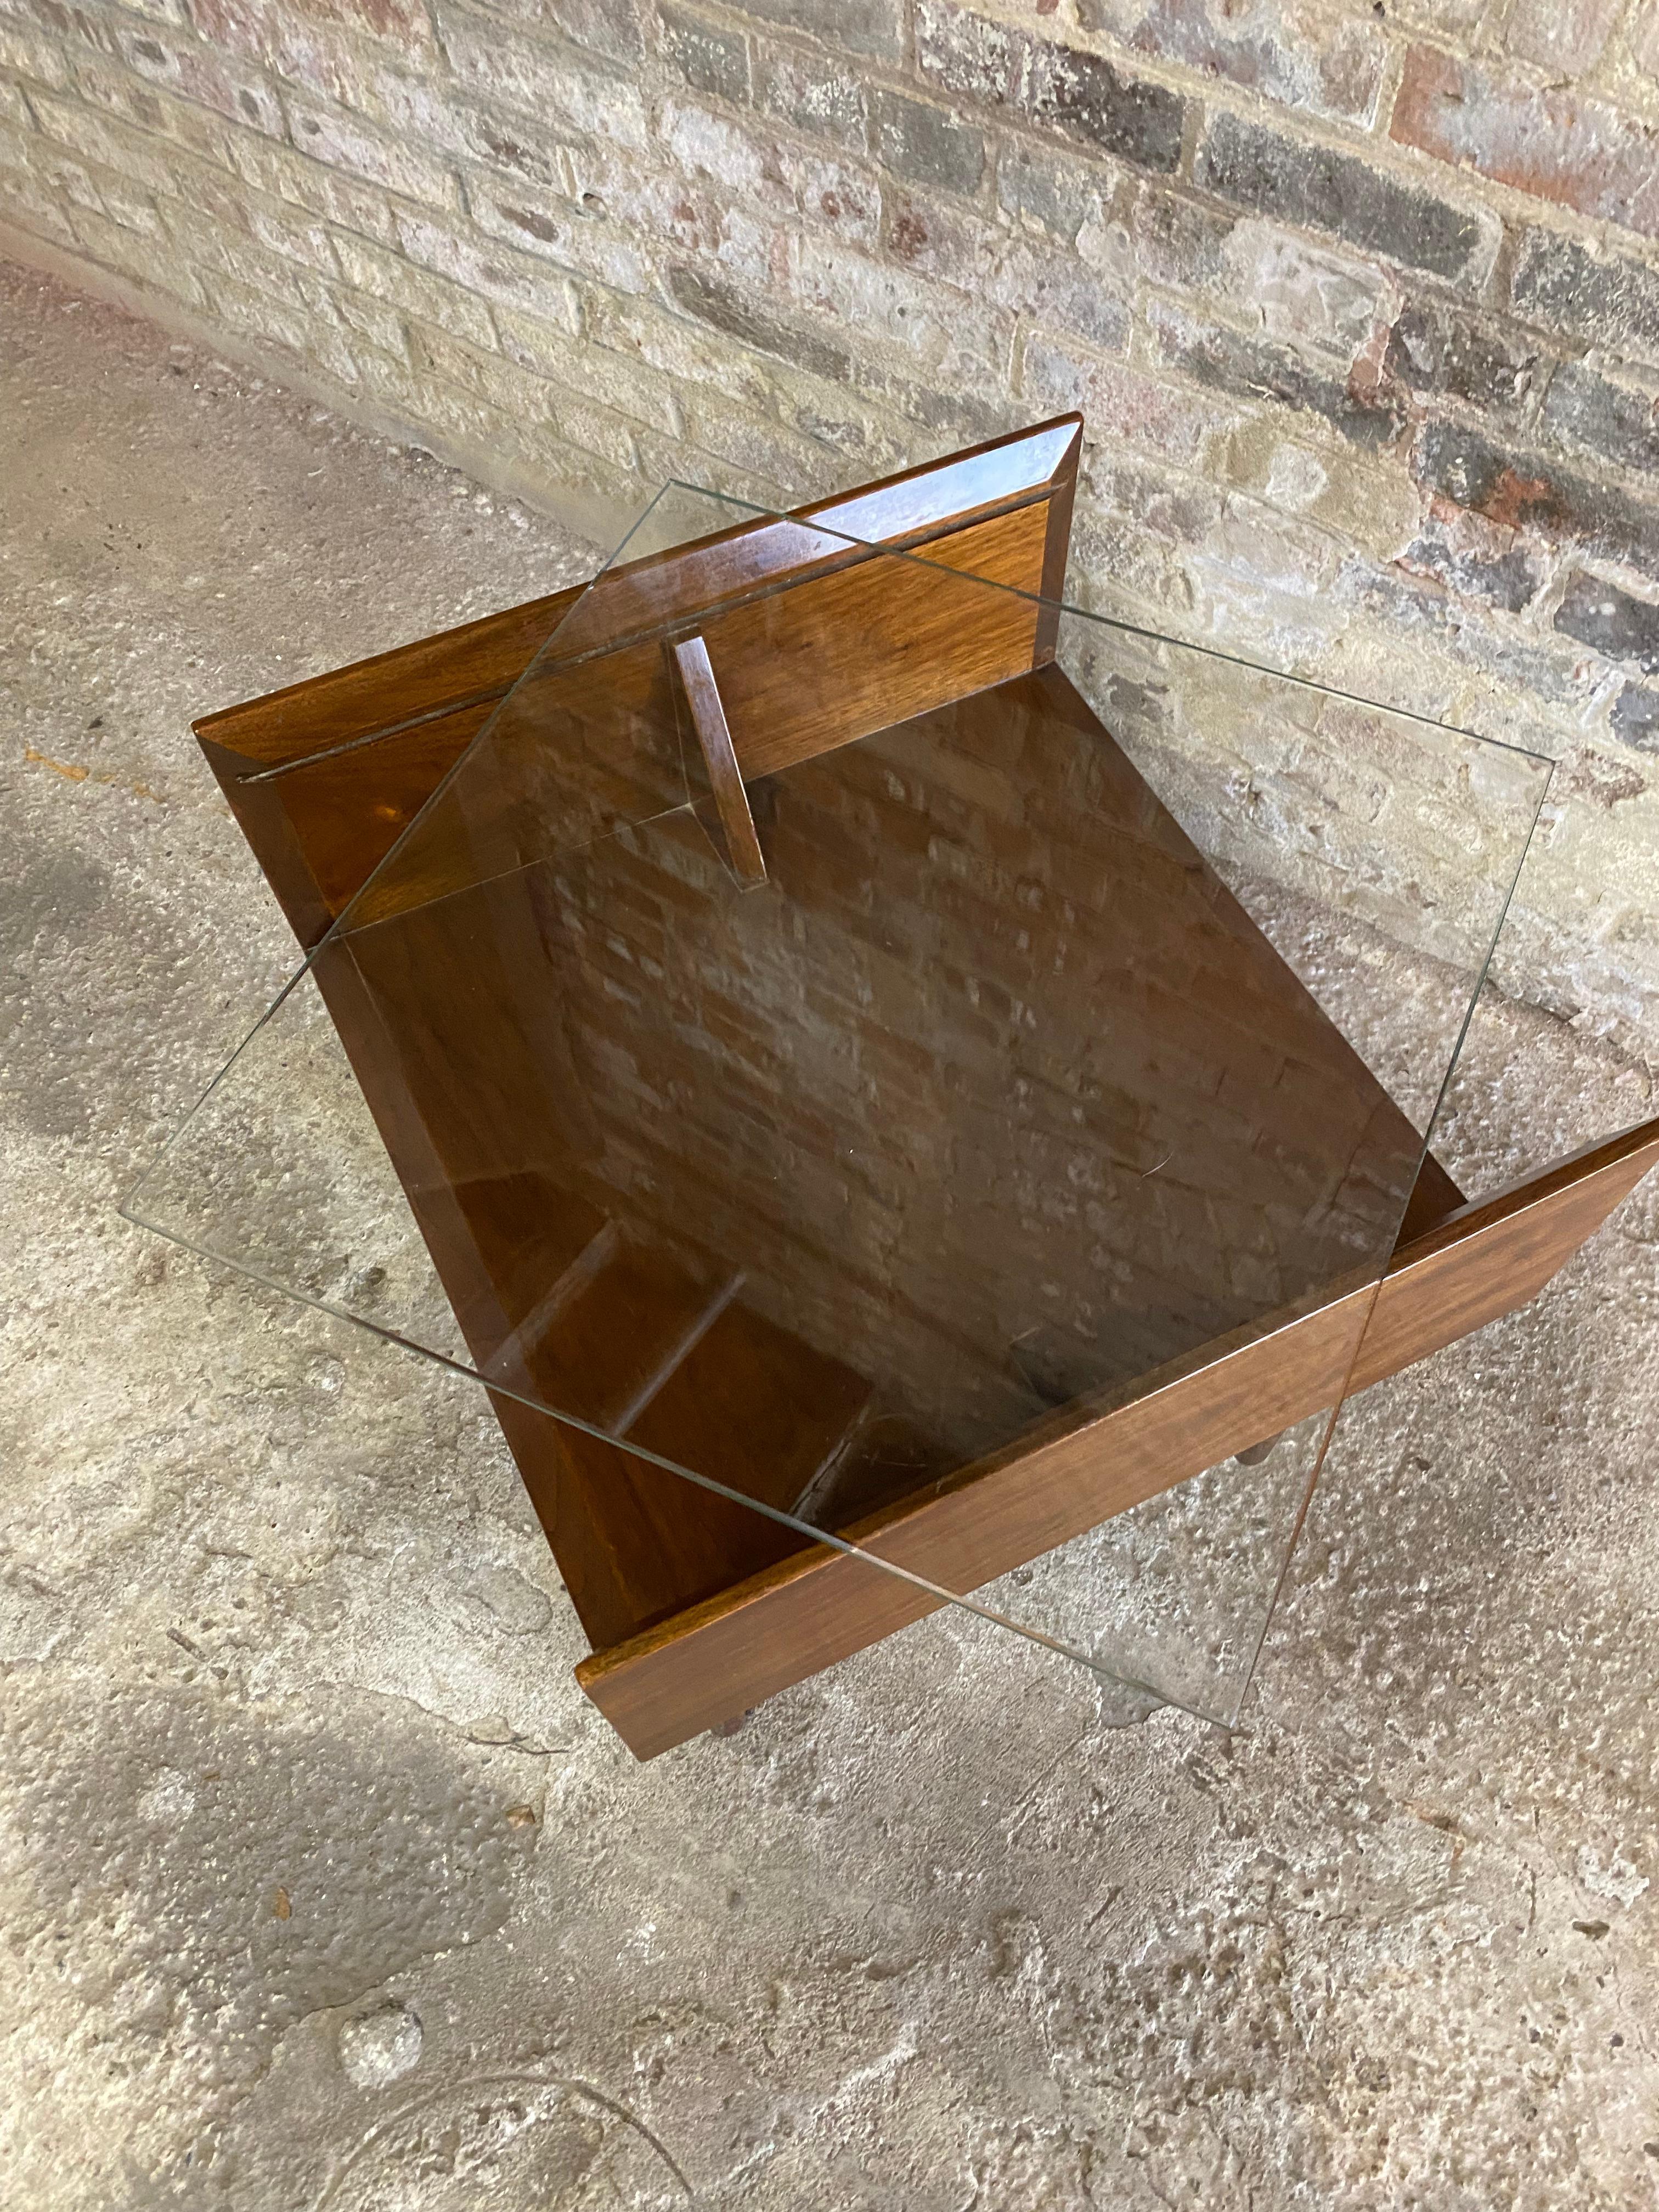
[577,1116,1659,1756]
[189,418,1659,1760]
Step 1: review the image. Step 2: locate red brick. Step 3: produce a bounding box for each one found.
[1391,43,1659,239]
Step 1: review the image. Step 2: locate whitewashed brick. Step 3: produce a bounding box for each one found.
[405,315,543,409]
[883,184,1132,354]
[63,55,238,170]
[205,263,359,379]
[103,0,191,23]
[728,0,902,66]
[668,99,889,251]
[0,149,82,245]
[66,200,212,304]
[285,97,460,208]
[662,99,881,250]
[227,136,400,244]
[633,421,792,509]
[659,2,750,106]
[755,40,867,150]
[465,173,655,296]
[496,302,685,434]
[393,204,572,319]
[30,87,232,210]
[484,0,644,68]
[1022,331,1236,466]
[161,201,341,308]
[370,75,574,194]
[435,2,648,152]
[995,139,1115,242]
[7,126,104,216]
[1131,184,1390,362]
[191,0,438,106]
[583,282,779,411]
[764,365,916,471]
[242,193,341,276]
[549,385,644,472]
[679,383,858,489]
[0,22,71,89]
[1076,0,1386,129]
[328,279,407,357]
[784,229,1014,382]
[115,21,286,137]
[331,225,499,347]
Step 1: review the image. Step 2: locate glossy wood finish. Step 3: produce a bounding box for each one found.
[195,418,1088,1655]
[342,494,1065,931]
[1353,1117,1659,1389]
[197,416,1082,781]
[199,586,585,772]
[219,647,1495,1701]
[190,414,1654,1765]
[197,413,1082,945]
[578,1114,1659,1757]
[671,635,767,889]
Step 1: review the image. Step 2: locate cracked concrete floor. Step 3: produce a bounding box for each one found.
[4,256,1659,2211]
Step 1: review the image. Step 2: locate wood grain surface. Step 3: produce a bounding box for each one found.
[199,415,1081,942]
[578,1115,1659,1756]
[671,634,768,889]
[196,413,1081,775]
[194,411,1645,1768]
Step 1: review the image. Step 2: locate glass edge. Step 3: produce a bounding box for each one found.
[120,462,1564,1723]
[1221,755,1556,1727]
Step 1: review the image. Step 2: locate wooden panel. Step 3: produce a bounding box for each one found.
[199,733,342,949]
[577,1116,1659,1757]
[710,498,1049,781]
[312,910,821,1648]
[577,1272,1377,1755]
[201,416,1081,943]
[500,417,1079,669]
[196,414,1081,776]
[191,419,1087,1666]
[1353,1116,1659,1390]
[343,502,1059,929]
[211,620,1486,1695]
[199,584,584,770]
[202,698,503,947]
[672,635,767,888]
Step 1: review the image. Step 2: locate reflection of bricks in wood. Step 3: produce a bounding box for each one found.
[372,667,1427,1466]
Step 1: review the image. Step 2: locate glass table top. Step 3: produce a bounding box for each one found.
[125,455,1555,1726]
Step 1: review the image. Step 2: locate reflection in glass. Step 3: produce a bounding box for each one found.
[126,478,1554,1727]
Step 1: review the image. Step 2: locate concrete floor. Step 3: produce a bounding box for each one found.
[4,255,1659,2211]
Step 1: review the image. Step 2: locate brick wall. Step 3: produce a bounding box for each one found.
[5,0,1659,1054]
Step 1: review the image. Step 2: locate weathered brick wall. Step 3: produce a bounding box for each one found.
[5,0,1659,1055]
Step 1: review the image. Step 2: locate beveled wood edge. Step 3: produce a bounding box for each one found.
[194,582,586,764]
[596,412,1081,634]
[198,731,337,946]
[575,1114,1659,1758]
[1034,426,1079,663]
[575,1269,1378,1757]
[1385,1114,1659,1272]
[1355,1111,1659,1391]
[671,635,767,889]
[804,410,1080,543]
[194,415,1084,774]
